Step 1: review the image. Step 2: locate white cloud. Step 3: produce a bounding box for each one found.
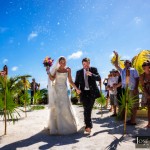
[68,51,83,60]
[0,27,8,33]
[134,17,141,24]
[28,32,38,41]
[9,38,14,44]
[109,52,114,58]
[3,59,8,64]
[135,48,142,52]
[12,66,18,71]
[122,55,130,60]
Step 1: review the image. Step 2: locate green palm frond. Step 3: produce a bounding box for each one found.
[0,82,20,124]
[132,50,150,75]
[19,91,31,106]
[33,91,42,104]
[118,88,138,117]
[95,92,106,107]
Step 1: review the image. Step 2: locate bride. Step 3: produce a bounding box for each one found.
[46,56,81,135]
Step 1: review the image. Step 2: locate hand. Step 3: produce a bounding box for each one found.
[113,51,118,56]
[76,89,81,95]
[86,71,92,76]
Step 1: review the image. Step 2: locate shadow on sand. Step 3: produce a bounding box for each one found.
[0,127,88,150]
[91,116,150,149]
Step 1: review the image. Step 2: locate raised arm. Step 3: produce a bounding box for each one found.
[88,67,101,81]
[46,67,56,81]
[113,51,121,70]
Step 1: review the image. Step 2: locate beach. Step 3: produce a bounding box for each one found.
[0,105,150,150]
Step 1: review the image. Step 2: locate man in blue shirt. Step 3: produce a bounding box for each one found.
[113,51,139,125]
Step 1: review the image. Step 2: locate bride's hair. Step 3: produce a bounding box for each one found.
[59,56,66,62]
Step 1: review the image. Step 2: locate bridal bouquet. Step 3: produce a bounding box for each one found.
[43,57,54,67]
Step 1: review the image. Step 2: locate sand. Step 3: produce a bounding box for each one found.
[0,105,150,150]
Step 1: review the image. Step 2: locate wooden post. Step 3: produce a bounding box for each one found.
[101,104,103,117]
[23,77,27,117]
[3,65,8,135]
[124,87,128,135]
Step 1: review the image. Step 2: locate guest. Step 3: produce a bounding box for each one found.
[113,51,139,125]
[113,70,123,118]
[107,69,118,116]
[103,78,108,92]
[139,61,150,128]
[30,78,40,104]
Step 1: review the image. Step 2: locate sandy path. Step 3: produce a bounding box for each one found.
[0,105,149,150]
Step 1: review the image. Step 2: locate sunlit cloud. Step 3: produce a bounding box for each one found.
[122,55,131,60]
[68,51,83,59]
[109,52,114,58]
[28,32,38,41]
[12,66,18,71]
[135,48,142,52]
[134,17,141,24]
[3,59,8,64]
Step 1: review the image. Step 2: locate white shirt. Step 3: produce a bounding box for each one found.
[119,67,139,90]
[108,76,118,94]
[84,69,90,90]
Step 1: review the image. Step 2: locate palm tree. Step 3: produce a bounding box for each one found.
[0,76,21,135]
[19,75,31,117]
[40,88,48,104]
[0,75,31,134]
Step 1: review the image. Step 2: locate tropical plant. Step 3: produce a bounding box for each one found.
[132,50,150,75]
[111,50,150,75]
[33,90,43,104]
[0,74,31,134]
[0,76,20,135]
[95,92,106,117]
[40,88,48,104]
[70,89,79,104]
[118,87,138,134]
[19,75,31,117]
[30,105,45,110]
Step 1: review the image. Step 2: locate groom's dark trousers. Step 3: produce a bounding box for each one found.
[82,90,95,128]
[75,67,101,129]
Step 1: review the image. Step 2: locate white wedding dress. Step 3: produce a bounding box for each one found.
[48,71,78,135]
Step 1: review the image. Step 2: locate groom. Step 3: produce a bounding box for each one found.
[75,58,101,133]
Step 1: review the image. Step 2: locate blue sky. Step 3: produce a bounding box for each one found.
[0,0,150,89]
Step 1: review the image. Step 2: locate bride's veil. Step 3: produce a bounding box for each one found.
[47,56,65,108]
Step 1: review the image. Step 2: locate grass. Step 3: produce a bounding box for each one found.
[30,105,45,110]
